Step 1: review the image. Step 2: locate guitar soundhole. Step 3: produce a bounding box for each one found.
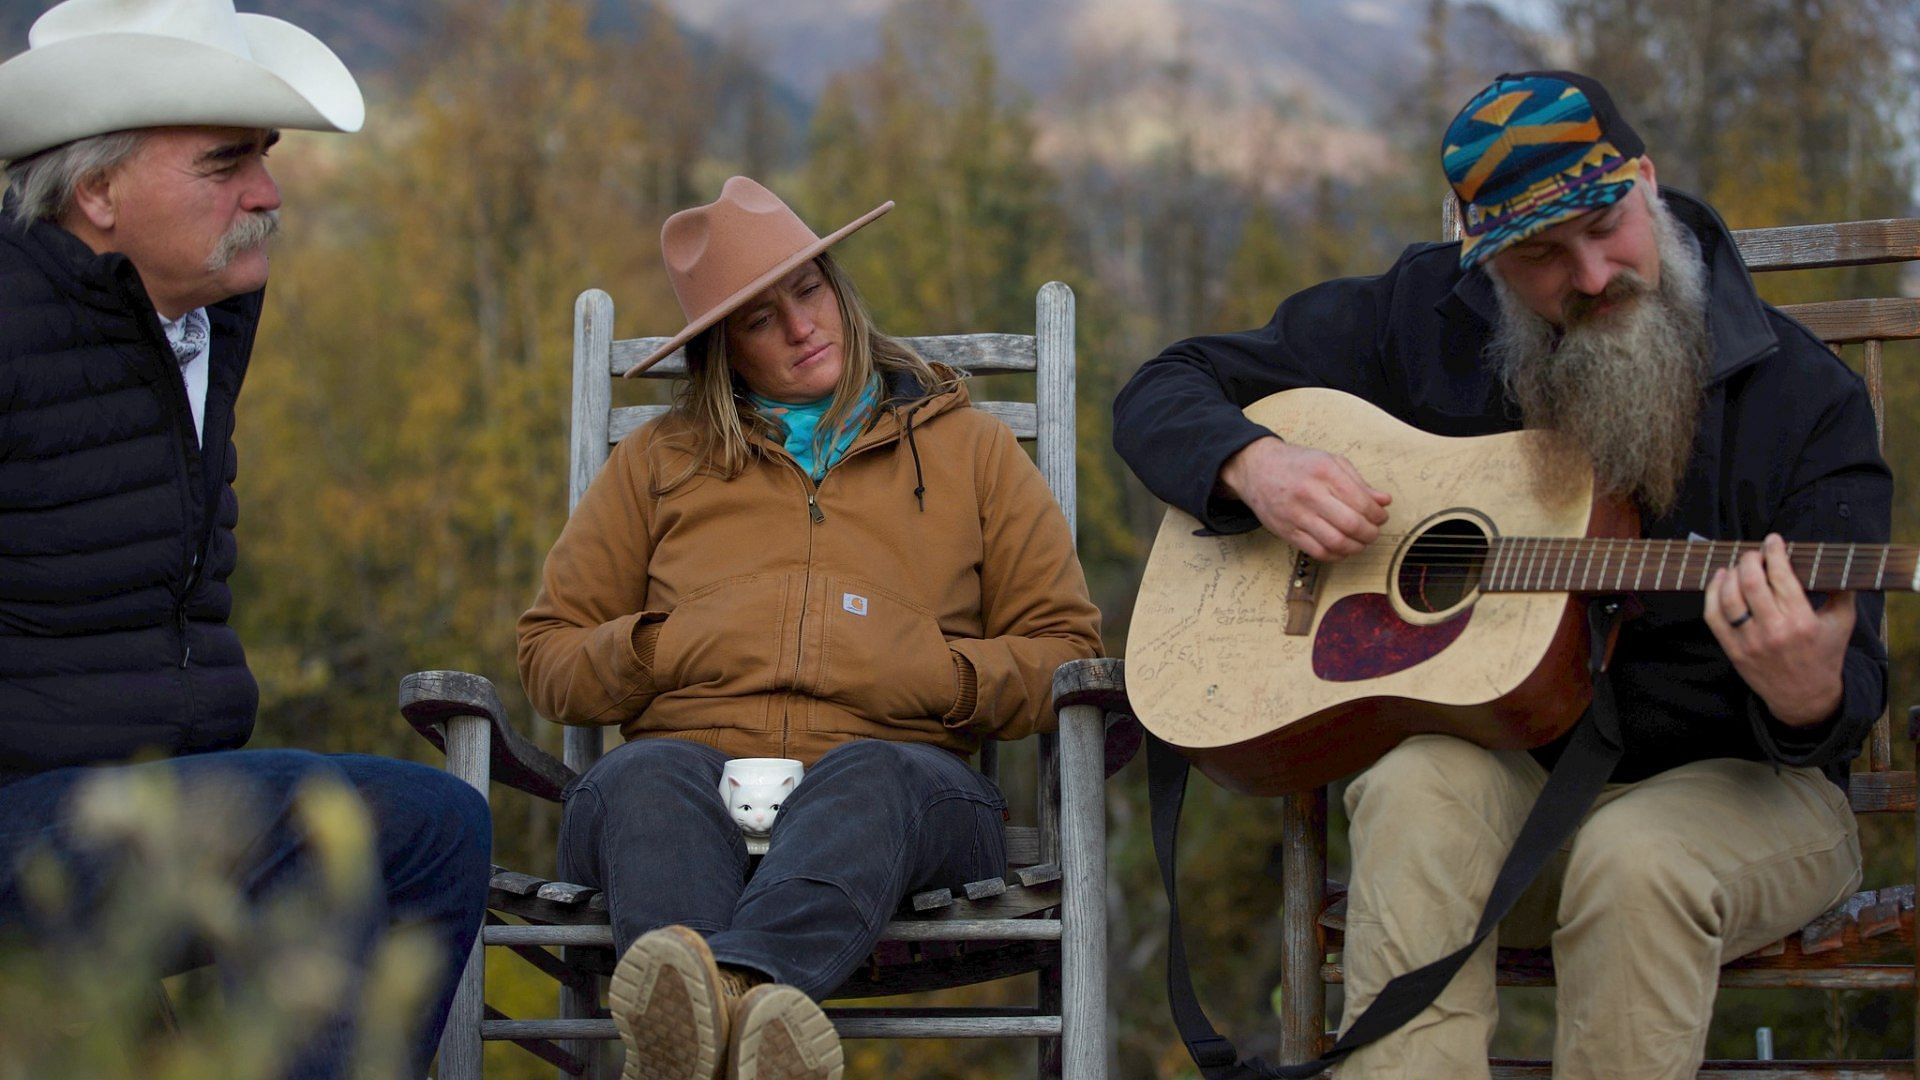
[1397,518,1490,615]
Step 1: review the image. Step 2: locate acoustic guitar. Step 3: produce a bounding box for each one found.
[1125,387,1915,797]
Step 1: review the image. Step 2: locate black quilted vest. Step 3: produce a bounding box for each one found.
[0,213,261,784]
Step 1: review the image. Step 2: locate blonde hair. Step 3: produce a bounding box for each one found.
[652,253,959,496]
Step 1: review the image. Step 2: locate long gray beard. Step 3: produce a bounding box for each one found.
[1488,197,1712,518]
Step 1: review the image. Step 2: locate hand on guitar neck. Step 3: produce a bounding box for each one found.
[1217,435,1393,561]
[1704,533,1854,727]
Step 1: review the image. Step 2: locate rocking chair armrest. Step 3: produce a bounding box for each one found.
[1052,657,1141,777]
[399,670,576,803]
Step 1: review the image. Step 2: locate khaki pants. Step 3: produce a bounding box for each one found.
[1335,734,1862,1080]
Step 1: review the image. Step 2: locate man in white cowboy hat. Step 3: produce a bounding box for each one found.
[0,0,489,1073]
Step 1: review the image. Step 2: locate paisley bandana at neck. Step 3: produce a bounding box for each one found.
[162,307,210,367]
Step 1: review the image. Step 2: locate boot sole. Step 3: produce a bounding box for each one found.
[728,985,843,1080]
[609,926,728,1080]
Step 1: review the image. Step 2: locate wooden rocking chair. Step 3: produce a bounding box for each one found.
[399,281,1137,1078]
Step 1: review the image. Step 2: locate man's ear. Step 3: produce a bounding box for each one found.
[67,167,119,232]
[1638,156,1658,201]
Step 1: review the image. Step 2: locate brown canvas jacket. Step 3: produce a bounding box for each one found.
[517,377,1102,764]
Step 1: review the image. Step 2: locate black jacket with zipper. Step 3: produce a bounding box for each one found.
[0,210,260,785]
[1113,189,1891,787]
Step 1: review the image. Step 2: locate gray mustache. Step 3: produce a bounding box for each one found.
[206,210,280,271]
[1562,269,1649,326]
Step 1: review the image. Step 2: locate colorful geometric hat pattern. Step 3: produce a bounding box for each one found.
[1442,70,1644,268]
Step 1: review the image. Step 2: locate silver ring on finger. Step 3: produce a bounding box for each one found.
[1728,609,1753,629]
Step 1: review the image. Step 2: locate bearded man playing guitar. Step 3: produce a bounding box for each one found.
[1113,71,1889,1079]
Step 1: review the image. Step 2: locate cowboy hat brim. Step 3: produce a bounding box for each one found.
[625,198,895,378]
[0,14,364,160]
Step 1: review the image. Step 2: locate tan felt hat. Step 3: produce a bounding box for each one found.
[630,175,892,376]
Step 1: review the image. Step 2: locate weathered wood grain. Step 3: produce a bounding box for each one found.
[964,877,1010,901]
[1849,770,1916,813]
[1036,281,1077,533]
[1005,825,1041,867]
[399,670,574,802]
[1493,1061,1913,1078]
[489,868,546,897]
[481,1005,588,1073]
[484,1011,1068,1042]
[486,887,613,928]
[604,397,1038,444]
[610,332,1041,378]
[912,887,957,912]
[485,913,600,996]
[1734,217,1920,271]
[562,295,621,1080]
[1778,298,1920,345]
[1015,863,1063,888]
[907,886,1061,923]
[534,881,600,906]
[828,1015,1063,1039]
[567,293,617,804]
[1282,788,1330,1061]
[1058,702,1108,1079]
[1051,657,1128,714]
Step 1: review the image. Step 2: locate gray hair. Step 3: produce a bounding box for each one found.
[4,131,148,225]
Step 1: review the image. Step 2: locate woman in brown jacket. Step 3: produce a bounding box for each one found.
[517,177,1102,1080]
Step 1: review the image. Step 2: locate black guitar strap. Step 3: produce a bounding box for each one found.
[1148,600,1628,1078]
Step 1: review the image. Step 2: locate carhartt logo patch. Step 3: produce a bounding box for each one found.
[842,593,868,616]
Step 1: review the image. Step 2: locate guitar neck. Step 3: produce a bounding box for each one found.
[1483,538,1920,593]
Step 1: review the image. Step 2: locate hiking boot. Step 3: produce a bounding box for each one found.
[609,926,730,1080]
[726,984,843,1080]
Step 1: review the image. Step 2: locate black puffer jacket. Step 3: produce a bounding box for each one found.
[0,211,260,784]
[1114,190,1890,787]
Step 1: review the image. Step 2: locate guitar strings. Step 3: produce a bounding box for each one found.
[1271,539,1920,582]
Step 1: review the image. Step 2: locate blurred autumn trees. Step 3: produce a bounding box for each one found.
[229,0,1917,1074]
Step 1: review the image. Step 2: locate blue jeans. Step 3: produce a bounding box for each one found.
[0,750,491,1078]
[560,738,1007,999]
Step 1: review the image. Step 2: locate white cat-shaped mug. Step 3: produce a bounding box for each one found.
[719,757,805,843]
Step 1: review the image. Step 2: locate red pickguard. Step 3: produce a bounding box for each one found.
[1310,592,1472,681]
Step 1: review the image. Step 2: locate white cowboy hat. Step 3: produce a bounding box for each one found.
[0,0,364,161]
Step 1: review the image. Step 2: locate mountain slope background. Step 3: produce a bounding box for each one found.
[0,0,1545,188]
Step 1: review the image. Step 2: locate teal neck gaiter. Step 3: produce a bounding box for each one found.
[751,375,883,481]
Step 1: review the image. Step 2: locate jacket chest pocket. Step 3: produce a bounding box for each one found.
[809,576,958,726]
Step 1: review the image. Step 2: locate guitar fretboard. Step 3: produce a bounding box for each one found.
[1482,538,1920,593]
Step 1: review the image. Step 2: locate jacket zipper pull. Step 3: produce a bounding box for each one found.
[808,493,824,524]
[178,551,202,668]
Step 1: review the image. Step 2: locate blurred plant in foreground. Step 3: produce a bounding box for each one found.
[0,766,440,1079]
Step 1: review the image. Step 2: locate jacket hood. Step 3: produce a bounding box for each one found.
[879,363,970,416]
